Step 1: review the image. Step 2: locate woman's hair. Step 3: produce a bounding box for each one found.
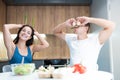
[13,25,34,46]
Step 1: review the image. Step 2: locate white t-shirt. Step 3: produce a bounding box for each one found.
[65,34,103,70]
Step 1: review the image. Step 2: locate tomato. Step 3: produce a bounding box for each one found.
[72,64,86,74]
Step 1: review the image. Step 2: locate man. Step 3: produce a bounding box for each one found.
[53,16,115,71]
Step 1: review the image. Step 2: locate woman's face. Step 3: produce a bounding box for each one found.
[19,26,32,41]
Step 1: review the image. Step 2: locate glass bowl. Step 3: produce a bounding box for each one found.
[11,63,35,75]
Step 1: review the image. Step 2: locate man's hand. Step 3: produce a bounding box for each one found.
[76,16,90,26]
[65,18,76,28]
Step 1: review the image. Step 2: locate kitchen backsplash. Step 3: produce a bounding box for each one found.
[0,32,8,61]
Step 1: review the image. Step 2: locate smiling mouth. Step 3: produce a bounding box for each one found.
[22,34,28,38]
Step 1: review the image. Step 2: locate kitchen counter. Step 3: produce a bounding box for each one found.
[0,59,8,62]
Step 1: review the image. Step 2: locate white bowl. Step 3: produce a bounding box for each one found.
[38,71,51,78]
[52,73,63,79]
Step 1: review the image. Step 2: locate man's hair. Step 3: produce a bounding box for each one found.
[85,23,90,33]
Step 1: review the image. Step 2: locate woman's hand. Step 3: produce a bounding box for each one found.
[34,30,39,36]
[32,30,49,52]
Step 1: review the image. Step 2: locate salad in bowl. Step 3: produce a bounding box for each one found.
[11,63,35,75]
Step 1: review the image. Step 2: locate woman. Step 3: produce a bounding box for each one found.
[3,24,49,64]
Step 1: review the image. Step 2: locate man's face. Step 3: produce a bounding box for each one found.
[73,25,89,34]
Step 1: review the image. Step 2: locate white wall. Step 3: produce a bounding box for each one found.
[108,0,120,80]
[91,0,120,80]
[90,0,112,72]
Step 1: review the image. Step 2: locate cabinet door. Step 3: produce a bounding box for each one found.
[6,6,89,34]
[0,0,6,31]
[33,34,70,59]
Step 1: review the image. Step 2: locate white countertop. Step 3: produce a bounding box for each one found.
[0,71,113,80]
[0,72,63,80]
